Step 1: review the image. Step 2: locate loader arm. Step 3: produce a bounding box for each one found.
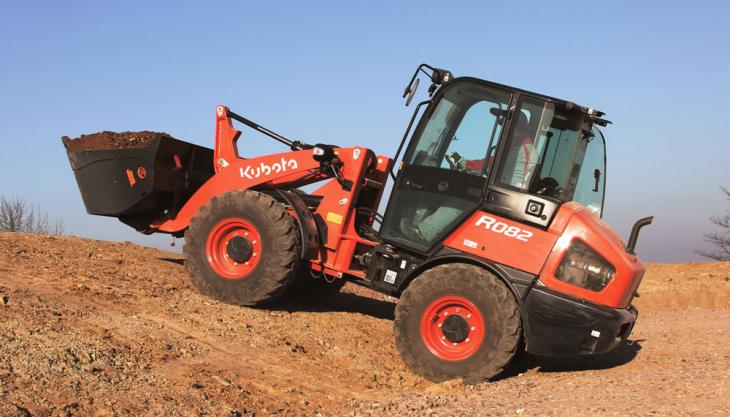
[153,105,330,233]
[153,105,393,280]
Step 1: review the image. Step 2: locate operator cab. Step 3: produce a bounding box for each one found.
[381,76,608,254]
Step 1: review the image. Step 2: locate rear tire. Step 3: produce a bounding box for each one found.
[394,264,521,383]
[183,190,300,306]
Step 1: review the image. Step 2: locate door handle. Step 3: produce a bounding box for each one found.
[404,179,424,190]
[593,169,601,192]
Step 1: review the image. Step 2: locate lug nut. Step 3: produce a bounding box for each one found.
[438,323,442,328]
[252,240,257,244]
[452,342,457,346]
[471,326,476,331]
[465,338,470,342]
[455,308,461,313]
[444,312,449,316]
[467,314,472,319]
[441,336,446,340]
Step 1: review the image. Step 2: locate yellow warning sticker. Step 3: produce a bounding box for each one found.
[326,212,343,224]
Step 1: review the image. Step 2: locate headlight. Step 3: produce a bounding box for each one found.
[555,240,615,291]
[312,143,335,163]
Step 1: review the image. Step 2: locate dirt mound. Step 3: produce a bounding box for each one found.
[61,131,171,151]
[636,262,730,310]
[0,232,729,416]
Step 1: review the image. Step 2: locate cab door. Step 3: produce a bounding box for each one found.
[380,81,512,253]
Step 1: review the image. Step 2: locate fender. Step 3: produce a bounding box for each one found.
[397,250,535,302]
[151,149,324,232]
[272,190,320,260]
[397,250,538,347]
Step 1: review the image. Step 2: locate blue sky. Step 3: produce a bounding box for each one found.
[0,1,728,262]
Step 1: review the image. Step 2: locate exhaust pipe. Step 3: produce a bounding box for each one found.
[626,216,653,255]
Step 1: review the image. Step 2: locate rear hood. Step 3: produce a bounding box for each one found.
[539,204,645,308]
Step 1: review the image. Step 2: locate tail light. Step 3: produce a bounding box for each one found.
[555,240,615,292]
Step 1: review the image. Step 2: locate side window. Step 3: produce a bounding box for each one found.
[408,88,510,177]
[496,95,589,203]
[498,99,551,190]
[574,127,606,216]
[439,101,506,177]
[408,99,456,167]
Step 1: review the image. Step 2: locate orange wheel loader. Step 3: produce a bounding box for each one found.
[64,64,652,382]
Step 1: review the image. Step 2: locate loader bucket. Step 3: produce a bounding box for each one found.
[63,132,214,232]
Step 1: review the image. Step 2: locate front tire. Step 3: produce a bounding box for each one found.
[183,190,300,306]
[394,264,521,382]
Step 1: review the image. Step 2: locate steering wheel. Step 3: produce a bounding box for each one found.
[535,177,562,198]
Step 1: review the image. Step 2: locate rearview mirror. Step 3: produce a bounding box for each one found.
[404,77,420,107]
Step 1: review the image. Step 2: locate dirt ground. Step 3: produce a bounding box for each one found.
[0,232,728,417]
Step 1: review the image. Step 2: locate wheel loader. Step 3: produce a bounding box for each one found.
[64,64,652,382]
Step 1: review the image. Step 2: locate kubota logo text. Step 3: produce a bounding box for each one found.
[240,158,298,179]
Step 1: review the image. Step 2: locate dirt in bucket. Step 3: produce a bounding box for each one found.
[62,131,172,151]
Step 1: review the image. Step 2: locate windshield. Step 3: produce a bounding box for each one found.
[497,95,591,203]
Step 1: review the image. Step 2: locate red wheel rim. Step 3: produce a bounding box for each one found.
[420,295,486,361]
[205,218,262,280]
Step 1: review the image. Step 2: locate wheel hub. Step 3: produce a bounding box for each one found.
[420,295,486,361]
[441,314,469,343]
[226,235,252,263]
[205,218,262,280]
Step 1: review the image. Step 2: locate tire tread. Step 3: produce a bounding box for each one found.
[394,264,521,382]
[183,190,300,306]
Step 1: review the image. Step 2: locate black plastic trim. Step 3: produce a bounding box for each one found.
[482,185,561,229]
[396,248,536,301]
[522,284,637,356]
[271,190,320,260]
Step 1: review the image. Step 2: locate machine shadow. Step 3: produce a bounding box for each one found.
[497,339,644,380]
[273,292,397,321]
[158,257,185,266]
[154,258,396,320]
[148,261,641,377]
